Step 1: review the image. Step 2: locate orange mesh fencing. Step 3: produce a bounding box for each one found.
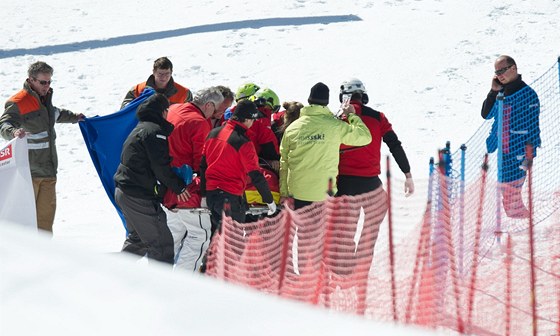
[205,160,560,335]
[204,59,560,336]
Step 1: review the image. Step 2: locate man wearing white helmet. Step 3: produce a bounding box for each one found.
[337,78,414,197]
[335,78,414,300]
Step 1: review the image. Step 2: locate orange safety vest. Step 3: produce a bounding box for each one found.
[134,82,190,105]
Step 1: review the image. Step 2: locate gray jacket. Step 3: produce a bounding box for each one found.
[0,81,81,177]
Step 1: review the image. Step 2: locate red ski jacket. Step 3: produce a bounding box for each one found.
[339,101,410,177]
[201,120,273,203]
[167,102,211,172]
[162,102,211,208]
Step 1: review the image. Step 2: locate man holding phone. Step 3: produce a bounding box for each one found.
[337,78,414,198]
[333,78,413,300]
[481,55,541,218]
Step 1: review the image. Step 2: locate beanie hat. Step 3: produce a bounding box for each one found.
[308,82,330,106]
[136,93,170,123]
[233,99,265,120]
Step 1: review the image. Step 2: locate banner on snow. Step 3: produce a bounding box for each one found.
[0,137,37,229]
[79,88,155,230]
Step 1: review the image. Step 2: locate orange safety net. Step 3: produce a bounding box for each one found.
[205,60,560,335]
[205,166,559,335]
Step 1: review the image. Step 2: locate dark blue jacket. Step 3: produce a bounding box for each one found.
[482,75,541,157]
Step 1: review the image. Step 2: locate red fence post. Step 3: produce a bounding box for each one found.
[386,155,398,321]
[406,158,435,325]
[277,203,293,294]
[526,143,538,336]
[436,149,465,333]
[505,234,513,336]
[466,154,489,333]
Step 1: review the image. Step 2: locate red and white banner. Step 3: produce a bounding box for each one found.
[0,137,37,230]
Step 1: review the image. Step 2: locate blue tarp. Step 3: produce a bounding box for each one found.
[79,88,155,230]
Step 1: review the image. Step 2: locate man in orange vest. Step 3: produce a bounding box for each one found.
[120,57,192,109]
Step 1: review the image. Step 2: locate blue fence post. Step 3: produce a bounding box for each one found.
[496,92,504,243]
[427,156,435,262]
[442,141,452,177]
[459,144,467,275]
[434,145,452,316]
[557,56,560,93]
[428,156,435,204]
[428,156,436,234]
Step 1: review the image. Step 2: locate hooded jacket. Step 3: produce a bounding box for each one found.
[0,81,82,177]
[114,96,186,200]
[279,104,371,201]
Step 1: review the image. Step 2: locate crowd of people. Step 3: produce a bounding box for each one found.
[2,54,537,272]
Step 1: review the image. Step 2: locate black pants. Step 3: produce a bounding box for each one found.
[293,199,313,210]
[336,175,382,196]
[206,189,247,238]
[115,187,174,264]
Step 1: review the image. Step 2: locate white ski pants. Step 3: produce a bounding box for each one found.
[165,208,212,272]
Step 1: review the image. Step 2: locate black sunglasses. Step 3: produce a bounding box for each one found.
[33,78,52,86]
[494,65,514,76]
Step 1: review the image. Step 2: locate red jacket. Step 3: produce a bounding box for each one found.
[166,102,211,172]
[248,106,279,160]
[271,110,285,128]
[201,120,265,197]
[227,105,279,160]
[163,103,211,209]
[163,176,202,209]
[245,166,280,205]
[339,101,410,177]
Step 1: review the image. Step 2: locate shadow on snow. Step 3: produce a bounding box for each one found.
[0,15,361,58]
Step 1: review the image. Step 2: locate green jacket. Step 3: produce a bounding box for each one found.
[0,81,82,177]
[279,104,371,201]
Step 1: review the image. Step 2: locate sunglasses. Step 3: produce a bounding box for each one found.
[494,65,514,76]
[33,78,52,86]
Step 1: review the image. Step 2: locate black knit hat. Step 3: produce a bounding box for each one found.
[136,93,170,123]
[233,99,265,120]
[308,82,330,106]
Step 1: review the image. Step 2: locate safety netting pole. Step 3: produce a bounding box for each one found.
[459,144,467,275]
[466,154,489,333]
[526,143,538,336]
[496,92,504,244]
[386,155,397,321]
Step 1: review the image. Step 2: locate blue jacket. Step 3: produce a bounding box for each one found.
[482,75,541,157]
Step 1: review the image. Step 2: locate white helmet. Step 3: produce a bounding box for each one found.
[340,78,367,94]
